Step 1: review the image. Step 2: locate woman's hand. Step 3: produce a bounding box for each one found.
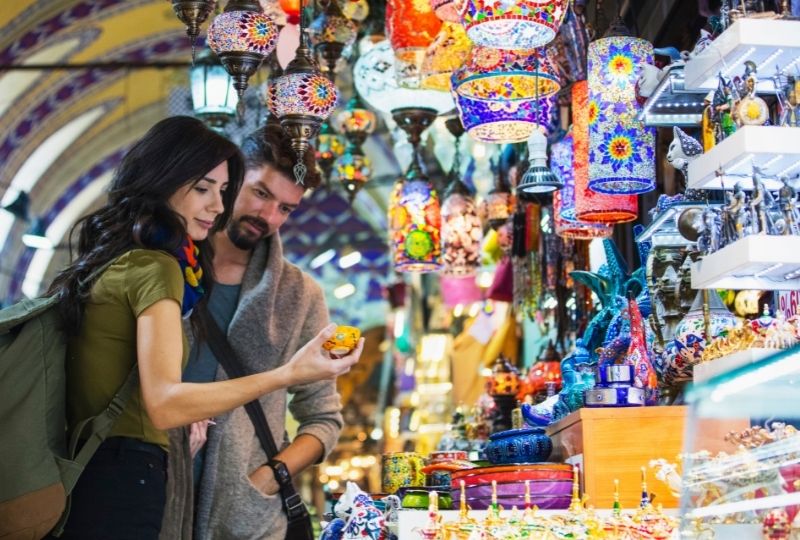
[284,323,364,386]
[189,419,212,458]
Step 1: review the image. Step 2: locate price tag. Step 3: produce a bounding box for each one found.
[774,290,800,319]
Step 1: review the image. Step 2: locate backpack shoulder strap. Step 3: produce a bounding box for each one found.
[0,296,59,334]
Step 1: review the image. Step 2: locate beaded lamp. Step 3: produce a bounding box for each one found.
[331,96,376,200]
[389,108,443,272]
[587,20,656,194]
[386,0,442,88]
[455,93,555,144]
[315,121,346,183]
[551,131,613,239]
[453,47,560,102]
[441,116,482,277]
[420,22,471,92]
[309,0,357,81]
[353,40,454,115]
[268,2,338,184]
[208,0,278,98]
[171,0,216,60]
[572,81,638,224]
[460,0,568,49]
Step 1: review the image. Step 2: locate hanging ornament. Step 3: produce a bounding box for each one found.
[460,0,568,49]
[331,96,377,200]
[386,0,442,88]
[353,40,454,115]
[309,0,357,81]
[315,121,346,183]
[278,0,301,24]
[171,0,217,61]
[389,108,442,272]
[483,159,513,230]
[588,19,656,195]
[268,3,338,185]
[420,22,471,92]
[441,116,483,277]
[207,0,278,100]
[572,80,637,223]
[551,130,613,240]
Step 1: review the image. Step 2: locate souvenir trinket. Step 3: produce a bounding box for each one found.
[323,325,361,356]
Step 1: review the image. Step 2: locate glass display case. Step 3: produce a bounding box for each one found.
[681,345,800,539]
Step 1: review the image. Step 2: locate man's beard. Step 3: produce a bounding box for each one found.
[227,216,270,250]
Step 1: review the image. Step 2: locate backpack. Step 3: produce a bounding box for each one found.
[0,295,138,539]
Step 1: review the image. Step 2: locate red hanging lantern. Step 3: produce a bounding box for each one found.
[278,0,301,24]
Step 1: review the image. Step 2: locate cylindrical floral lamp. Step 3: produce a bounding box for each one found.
[386,0,442,88]
[573,81,637,223]
[460,0,569,49]
[551,131,613,239]
[587,26,656,194]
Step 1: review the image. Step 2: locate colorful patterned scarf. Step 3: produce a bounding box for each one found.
[175,236,204,316]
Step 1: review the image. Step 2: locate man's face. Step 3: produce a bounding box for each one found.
[226,165,304,250]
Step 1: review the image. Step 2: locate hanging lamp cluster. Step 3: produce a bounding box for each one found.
[331,96,377,201]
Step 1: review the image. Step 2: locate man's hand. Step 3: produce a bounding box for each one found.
[189,419,212,458]
[248,465,280,496]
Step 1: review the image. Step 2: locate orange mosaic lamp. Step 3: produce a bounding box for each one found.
[572,81,638,224]
[420,22,471,92]
[386,0,442,88]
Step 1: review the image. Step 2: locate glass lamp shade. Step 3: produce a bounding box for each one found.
[572,81,638,224]
[207,8,278,56]
[588,36,656,194]
[332,148,372,192]
[441,186,483,277]
[333,98,377,136]
[309,0,357,49]
[420,22,471,92]
[389,179,443,273]
[386,0,442,88]
[430,0,460,22]
[190,53,239,124]
[267,71,338,118]
[460,0,568,49]
[455,92,555,144]
[453,47,560,101]
[551,132,613,239]
[278,0,301,24]
[342,0,370,21]
[353,40,454,114]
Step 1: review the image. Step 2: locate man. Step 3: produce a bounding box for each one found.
[163,122,360,540]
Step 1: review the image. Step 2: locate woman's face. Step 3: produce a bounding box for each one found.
[168,161,229,241]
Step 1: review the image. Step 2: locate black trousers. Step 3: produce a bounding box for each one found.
[57,437,168,540]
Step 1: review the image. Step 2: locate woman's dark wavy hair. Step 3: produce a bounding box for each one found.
[48,116,245,335]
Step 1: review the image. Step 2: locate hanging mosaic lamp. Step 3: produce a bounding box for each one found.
[453,47,560,102]
[172,0,216,60]
[484,160,513,230]
[518,128,562,194]
[315,121,346,183]
[331,96,377,200]
[587,19,656,194]
[455,93,556,144]
[440,116,482,277]
[386,0,442,88]
[389,108,442,272]
[460,0,568,49]
[572,80,638,224]
[208,0,278,98]
[309,0,357,81]
[353,40,454,115]
[268,3,338,185]
[430,0,460,22]
[420,22,471,92]
[550,131,613,240]
[342,0,369,21]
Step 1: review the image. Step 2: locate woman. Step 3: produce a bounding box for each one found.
[47,116,362,539]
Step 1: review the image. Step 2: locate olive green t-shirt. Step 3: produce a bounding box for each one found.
[66,249,188,450]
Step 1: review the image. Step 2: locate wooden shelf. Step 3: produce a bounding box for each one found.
[687,126,800,191]
[691,235,800,290]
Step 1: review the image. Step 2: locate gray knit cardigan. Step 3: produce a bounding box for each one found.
[160,233,344,540]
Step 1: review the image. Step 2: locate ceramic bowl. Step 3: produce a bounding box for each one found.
[485,428,553,465]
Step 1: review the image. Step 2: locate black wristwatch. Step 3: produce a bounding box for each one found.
[267,459,292,488]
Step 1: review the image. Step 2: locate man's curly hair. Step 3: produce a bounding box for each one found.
[240,121,322,190]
